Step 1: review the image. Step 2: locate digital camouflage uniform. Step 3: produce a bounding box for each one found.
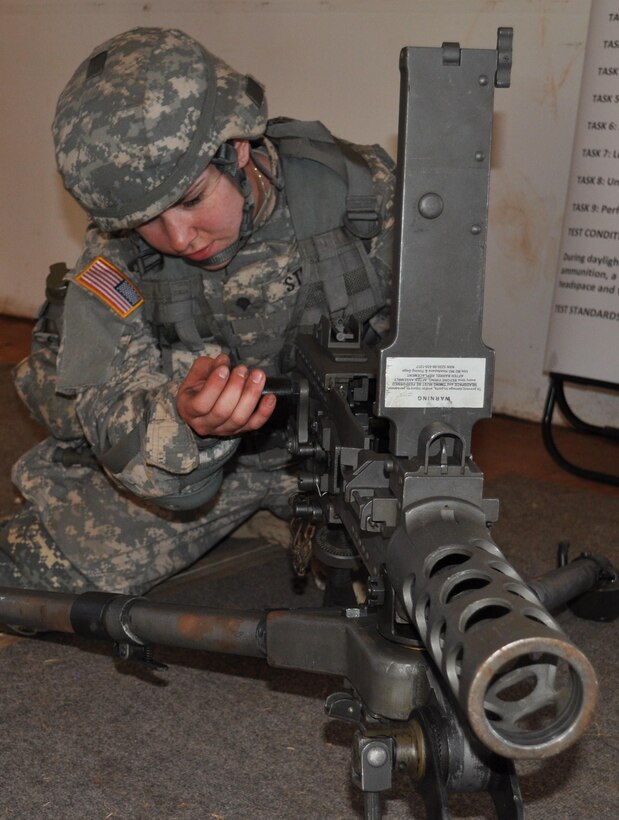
[0,28,395,595]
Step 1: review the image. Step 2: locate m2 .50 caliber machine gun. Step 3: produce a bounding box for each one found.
[0,30,610,819]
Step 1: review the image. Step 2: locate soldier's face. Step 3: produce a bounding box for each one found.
[135,141,250,270]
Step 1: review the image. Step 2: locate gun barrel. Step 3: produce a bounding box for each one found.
[386,498,598,760]
[0,589,267,658]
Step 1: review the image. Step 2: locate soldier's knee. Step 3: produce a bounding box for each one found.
[0,506,89,593]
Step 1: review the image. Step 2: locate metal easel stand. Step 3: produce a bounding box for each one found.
[542,372,619,487]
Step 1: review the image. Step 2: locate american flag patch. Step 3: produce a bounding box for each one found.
[75,256,144,318]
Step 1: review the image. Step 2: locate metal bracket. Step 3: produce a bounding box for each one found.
[495,27,513,88]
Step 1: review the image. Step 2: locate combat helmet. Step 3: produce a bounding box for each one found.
[52,27,268,249]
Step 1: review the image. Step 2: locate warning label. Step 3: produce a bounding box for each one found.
[384,357,486,408]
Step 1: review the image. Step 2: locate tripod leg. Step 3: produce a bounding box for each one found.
[364,791,382,820]
[323,566,358,607]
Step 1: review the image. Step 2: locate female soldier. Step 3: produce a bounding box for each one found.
[1,27,394,594]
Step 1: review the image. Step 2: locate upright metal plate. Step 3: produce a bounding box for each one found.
[377,44,498,457]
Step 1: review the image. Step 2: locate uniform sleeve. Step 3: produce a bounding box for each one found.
[13,319,83,443]
[56,229,239,511]
[75,319,239,510]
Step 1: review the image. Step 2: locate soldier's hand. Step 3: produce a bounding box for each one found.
[176,354,277,437]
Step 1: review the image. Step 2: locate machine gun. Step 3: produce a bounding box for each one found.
[0,30,610,819]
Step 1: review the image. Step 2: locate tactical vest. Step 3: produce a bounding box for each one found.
[134,119,389,375]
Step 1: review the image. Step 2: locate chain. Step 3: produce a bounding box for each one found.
[290,517,316,577]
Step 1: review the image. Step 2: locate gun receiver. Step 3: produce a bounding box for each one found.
[289,30,598,764]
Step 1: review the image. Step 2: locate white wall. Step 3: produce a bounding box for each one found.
[0,0,597,422]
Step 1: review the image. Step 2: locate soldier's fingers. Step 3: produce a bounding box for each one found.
[182,354,230,393]
[236,392,278,433]
[210,391,277,437]
[177,364,232,423]
[208,367,266,430]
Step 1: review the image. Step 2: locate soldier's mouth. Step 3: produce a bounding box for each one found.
[185,243,216,261]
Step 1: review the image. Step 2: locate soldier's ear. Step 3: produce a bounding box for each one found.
[233,139,251,169]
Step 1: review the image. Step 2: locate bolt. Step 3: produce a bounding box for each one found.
[366,743,389,768]
[418,192,444,220]
[345,607,363,619]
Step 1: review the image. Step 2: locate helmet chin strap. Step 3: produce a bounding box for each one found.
[197,142,256,269]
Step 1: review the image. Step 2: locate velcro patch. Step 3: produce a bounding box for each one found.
[76,256,144,318]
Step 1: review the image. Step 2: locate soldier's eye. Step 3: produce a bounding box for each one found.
[182,193,203,209]
[178,169,222,210]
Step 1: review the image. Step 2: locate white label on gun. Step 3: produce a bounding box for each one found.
[384,357,486,408]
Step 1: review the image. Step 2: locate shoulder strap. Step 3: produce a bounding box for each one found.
[266,118,383,241]
[140,271,210,353]
[266,120,388,371]
[137,252,250,368]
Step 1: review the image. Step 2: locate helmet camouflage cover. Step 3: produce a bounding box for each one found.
[52,27,268,231]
